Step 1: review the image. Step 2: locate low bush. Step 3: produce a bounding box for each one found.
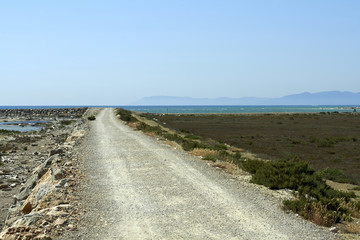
[163,133,184,143]
[185,135,202,140]
[321,168,356,184]
[181,140,209,151]
[241,159,266,174]
[87,116,96,121]
[243,157,357,226]
[212,143,228,151]
[60,120,73,125]
[136,122,163,135]
[203,155,217,162]
[117,108,137,122]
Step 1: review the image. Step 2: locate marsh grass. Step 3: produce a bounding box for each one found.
[142,113,360,183]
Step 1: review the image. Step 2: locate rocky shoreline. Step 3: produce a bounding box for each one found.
[0,108,89,239]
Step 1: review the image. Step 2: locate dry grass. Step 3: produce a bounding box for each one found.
[144,132,158,137]
[159,140,179,148]
[190,148,217,157]
[213,161,238,174]
[128,121,141,129]
[338,220,360,234]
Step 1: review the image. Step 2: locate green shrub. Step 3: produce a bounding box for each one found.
[244,157,357,226]
[87,116,96,121]
[203,155,217,162]
[117,108,137,122]
[60,120,73,125]
[136,122,163,135]
[184,135,202,140]
[181,140,209,151]
[241,159,266,174]
[212,143,228,151]
[321,168,356,184]
[163,133,184,143]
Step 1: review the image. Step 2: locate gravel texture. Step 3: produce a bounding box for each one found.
[58,108,338,240]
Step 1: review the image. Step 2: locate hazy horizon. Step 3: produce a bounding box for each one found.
[1,1,359,105]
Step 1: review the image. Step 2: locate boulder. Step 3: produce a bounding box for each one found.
[21,202,33,214]
[17,175,37,201]
[49,148,64,157]
[35,184,55,205]
[52,169,66,181]
[35,155,58,179]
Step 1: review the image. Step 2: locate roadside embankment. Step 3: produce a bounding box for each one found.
[0,108,89,239]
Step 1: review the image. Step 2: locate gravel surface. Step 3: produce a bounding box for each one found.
[58,108,338,240]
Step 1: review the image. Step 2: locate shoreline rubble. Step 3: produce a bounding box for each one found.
[0,108,88,239]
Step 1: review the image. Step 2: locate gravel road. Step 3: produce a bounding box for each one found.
[58,108,337,240]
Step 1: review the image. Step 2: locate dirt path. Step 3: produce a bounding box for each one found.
[58,108,336,240]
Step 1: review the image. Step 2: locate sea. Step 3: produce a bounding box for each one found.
[0,105,359,114]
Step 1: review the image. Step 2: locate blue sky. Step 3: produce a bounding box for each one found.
[1,1,359,105]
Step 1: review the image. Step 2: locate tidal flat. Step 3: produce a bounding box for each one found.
[141,112,360,184]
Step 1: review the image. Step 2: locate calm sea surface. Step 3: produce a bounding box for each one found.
[0,105,358,114]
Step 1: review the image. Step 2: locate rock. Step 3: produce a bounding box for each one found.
[52,168,66,181]
[54,217,67,226]
[35,234,53,240]
[35,184,54,204]
[13,212,43,226]
[17,175,37,200]
[55,178,69,188]
[329,226,338,233]
[64,161,72,166]
[21,202,33,214]
[36,155,58,179]
[0,184,9,189]
[49,148,64,157]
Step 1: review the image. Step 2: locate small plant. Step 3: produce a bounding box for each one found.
[181,139,210,151]
[203,155,217,162]
[184,135,202,140]
[60,120,73,125]
[212,143,228,151]
[87,116,96,121]
[321,168,356,184]
[23,146,28,151]
[163,133,184,143]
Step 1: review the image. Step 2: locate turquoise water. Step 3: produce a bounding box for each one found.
[0,105,358,114]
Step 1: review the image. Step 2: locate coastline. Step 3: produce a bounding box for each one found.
[0,108,89,239]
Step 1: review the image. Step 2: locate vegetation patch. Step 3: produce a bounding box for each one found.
[140,113,360,183]
[117,109,360,229]
[60,120,74,125]
[242,157,358,226]
[203,155,217,162]
[117,108,137,122]
[87,116,96,121]
[322,168,356,184]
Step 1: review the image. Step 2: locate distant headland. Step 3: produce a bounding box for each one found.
[134,91,360,106]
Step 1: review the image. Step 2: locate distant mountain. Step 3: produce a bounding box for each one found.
[133,91,360,105]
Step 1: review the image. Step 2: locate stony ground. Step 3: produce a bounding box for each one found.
[58,108,338,240]
[0,108,88,239]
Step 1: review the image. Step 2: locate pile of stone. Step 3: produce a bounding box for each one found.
[0,114,87,239]
[0,108,87,119]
